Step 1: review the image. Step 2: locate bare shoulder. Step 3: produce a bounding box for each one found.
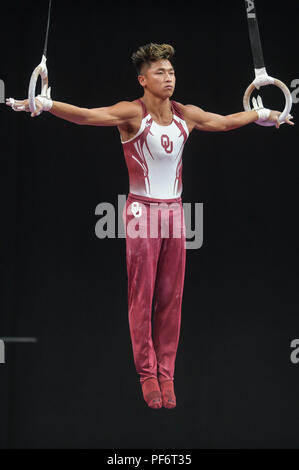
[117,100,143,141]
[173,102,205,133]
[177,103,205,118]
[111,100,142,120]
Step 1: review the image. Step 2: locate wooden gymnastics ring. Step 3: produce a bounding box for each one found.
[28,54,49,114]
[243,78,293,127]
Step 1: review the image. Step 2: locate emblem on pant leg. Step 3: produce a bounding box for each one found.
[131,202,142,218]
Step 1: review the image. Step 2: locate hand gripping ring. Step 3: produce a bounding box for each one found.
[28,55,49,113]
[243,78,293,127]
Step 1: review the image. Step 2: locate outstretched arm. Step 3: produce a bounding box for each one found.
[49,100,139,126]
[6,97,139,127]
[182,104,294,132]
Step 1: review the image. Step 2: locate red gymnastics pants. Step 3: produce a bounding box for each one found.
[122,192,186,385]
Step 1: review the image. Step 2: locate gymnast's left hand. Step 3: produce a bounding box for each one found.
[268,110,294,129]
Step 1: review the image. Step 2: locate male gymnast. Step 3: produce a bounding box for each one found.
[6,43,294,410]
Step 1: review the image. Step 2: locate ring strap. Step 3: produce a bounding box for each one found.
[43,0,52,58]
[245,0,265,69]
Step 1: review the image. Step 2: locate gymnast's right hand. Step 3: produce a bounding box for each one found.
[6,87,53,117]
[6,97,43,117]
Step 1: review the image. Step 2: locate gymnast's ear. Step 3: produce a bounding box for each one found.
[138,74,147,89]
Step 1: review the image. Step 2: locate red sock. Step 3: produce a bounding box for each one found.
[141,378,162,409]
[159,380,176,409]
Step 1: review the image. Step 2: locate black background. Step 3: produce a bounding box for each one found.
[0,0,298,449]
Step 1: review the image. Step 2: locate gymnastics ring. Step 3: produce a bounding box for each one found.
[243,78,293,127]
[28,54,49,113]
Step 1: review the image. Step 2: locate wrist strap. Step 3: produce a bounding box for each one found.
[256,108,271,122]
[36,94,53,112]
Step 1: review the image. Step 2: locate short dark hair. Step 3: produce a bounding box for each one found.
[131,43,175,75]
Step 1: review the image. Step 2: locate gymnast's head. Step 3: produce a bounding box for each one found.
[131,43,176,97]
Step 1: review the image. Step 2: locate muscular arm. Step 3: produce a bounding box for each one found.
[6,96,139,126]
[49,100,139,126]
[182,104,259,132]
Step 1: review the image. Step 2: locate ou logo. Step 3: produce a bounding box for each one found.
[131,202,142,218]
[161,134,173,154]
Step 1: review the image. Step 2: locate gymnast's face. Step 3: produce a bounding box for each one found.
[138,59,176,98]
